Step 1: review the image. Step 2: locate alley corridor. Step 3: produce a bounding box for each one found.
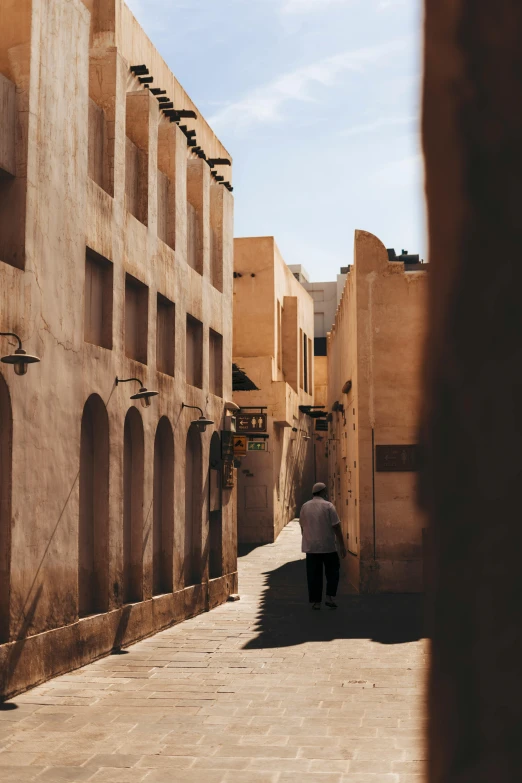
[0,522,427,783]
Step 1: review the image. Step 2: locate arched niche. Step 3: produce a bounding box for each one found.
[209,431,223,579]
[153,416,174,595]
[123,407,144,603]
[184,426,202,587]
[79,394,109,617]
[0,373,12,642]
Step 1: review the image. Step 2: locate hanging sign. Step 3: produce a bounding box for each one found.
[248,441,267,452]
[233,435,247,456]
[237,412,267,433]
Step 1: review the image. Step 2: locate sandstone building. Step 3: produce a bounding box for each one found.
[0,0,236,699]
[233,238,315,544]
[327,231,427,593]
[289,264,348,486]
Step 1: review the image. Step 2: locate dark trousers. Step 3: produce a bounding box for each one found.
[306,552,340,603]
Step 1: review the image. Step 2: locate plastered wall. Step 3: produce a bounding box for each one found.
[233,238,315,544]
[328,231,427,593]
[0,0,236,699]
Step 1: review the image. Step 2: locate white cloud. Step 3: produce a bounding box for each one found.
[340,115,417,137]
[208,39,408,132]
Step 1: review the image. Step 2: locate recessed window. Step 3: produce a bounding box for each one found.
[300,328,304,391]
[156,294,175,376]
[302,332,309,394]
[277,302,283,370]
[88,50,115,199]
[186,314,203,388]
[210,186,223,291]
[157,123,176,250]
[0,72,25,269]
[187,160,203,275]
[308,336,312,393]
[282,296,298,393]
[209,329,223,398]
[125,273,148,364]
[125,93,149,225]
[84,248,113,349]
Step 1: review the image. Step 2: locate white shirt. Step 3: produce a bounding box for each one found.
[299,496,341,554]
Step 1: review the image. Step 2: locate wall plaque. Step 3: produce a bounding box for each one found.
[375,445,419,472]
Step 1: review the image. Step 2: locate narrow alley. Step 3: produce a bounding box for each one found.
[0,522,427,783]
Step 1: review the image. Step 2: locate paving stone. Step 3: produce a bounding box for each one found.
[36,767,95,781]
[0,521,426,782]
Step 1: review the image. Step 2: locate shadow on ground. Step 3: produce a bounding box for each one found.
[242,558,424,649]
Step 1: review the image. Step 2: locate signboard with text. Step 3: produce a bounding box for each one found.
[237,412,267,434]
[375,445,419,472]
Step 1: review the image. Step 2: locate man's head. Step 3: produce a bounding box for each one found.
[312,482,327,499]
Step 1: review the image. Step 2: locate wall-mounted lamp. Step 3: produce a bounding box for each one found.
[182,403,214,433]
[116,377,158,408]
[0,332,40,376]
[332,400,344,413]
[342,380,352,394]
[224,401,240,412]
[300,428,311,441]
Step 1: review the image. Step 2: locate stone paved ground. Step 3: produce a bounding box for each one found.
[0,521,428,783]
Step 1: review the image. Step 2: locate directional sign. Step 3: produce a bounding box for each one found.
[237,413,267,434]
[248,441,267,452]
[233,435,247,456]
[375,445,419,472]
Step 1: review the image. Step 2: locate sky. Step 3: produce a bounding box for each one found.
[126,0,425,282]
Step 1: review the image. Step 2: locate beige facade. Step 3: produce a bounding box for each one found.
[288,265,348,343]
[0,0,237,699]
[327,231,427,593]
[233,238,315,544]
[289,265,349,487]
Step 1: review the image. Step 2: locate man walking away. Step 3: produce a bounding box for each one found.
[299,482,347,610]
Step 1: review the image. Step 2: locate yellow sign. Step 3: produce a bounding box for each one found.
[233,436,247,456]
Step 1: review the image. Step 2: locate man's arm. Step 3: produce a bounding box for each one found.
[334,523,347,558]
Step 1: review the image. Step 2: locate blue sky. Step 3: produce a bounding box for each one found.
[126,0,424,282]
